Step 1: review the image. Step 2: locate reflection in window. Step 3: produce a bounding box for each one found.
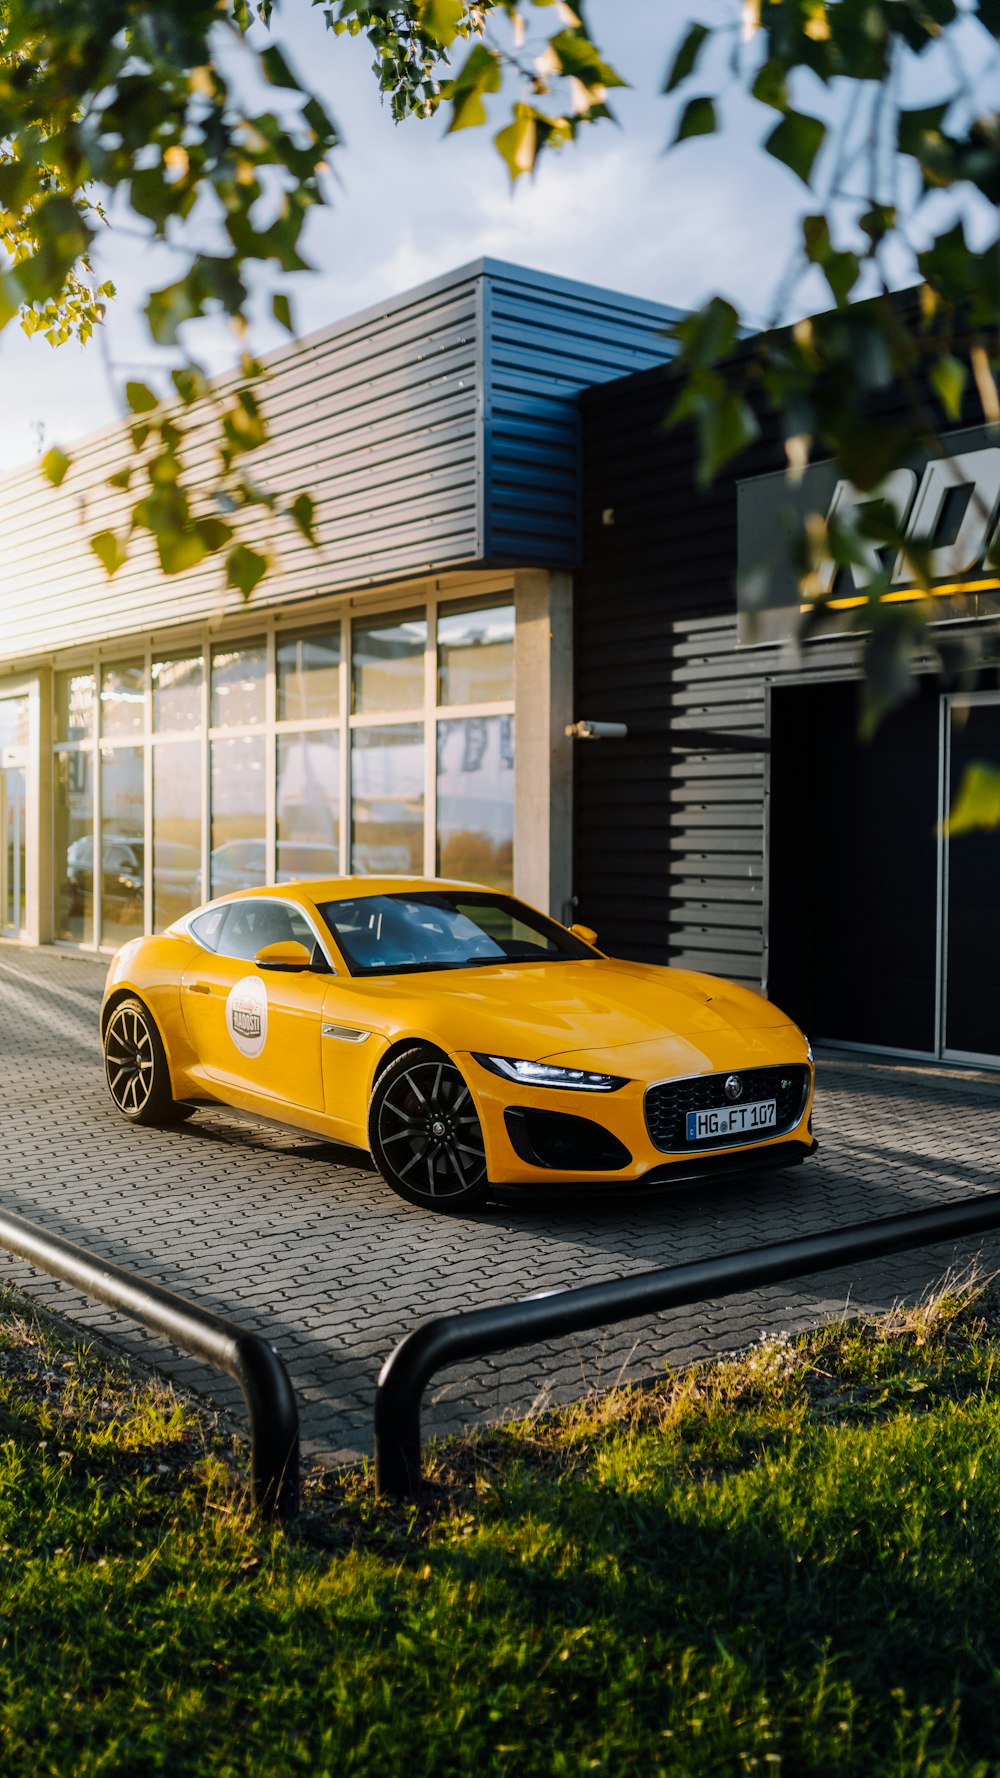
[437,716,514,891]
[351,612,426,714]
[277,733,339,878]
[211,734,266,894]
[0,697,28,753]
[351,723,423,875]
[54,749,93,943]
[277,628,340,723]
[211,641,266,729]
[437,600,514,706]
[153,653,204,733]
[55,671,95,744]
[100,746,145,947]
[100,662,145,739]
[153,741,203,929]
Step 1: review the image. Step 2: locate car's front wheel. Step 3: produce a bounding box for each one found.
[369,1048,488,1211]
[103,997,194,1127]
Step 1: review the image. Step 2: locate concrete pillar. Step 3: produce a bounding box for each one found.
[513,568,574,921]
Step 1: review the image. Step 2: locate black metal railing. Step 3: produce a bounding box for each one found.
[0,1206,299,1517]
[375,1189,1000,1496]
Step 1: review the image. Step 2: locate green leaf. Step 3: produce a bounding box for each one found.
[765,110,826,184]
[125,380,158,415]
[751,58,788,112]
[156,528,208,575]
[930,354,968,421]
[226,543,269,599]
[259,45,298,88]
[288,491,317,544]
[171,366,209,405]
[40,446,70,487]
[897,103,949,159]
[943,761,1000,834]
[495,105,537,181]
[90,530,128,577]
[418,0,464,46]
[445,45,502,133]
[549,30,627,90]
[673,97,717,145]
[664,23,709,93]
[272,292,294,333]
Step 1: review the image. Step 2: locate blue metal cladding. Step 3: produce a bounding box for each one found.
[480,261,680,566]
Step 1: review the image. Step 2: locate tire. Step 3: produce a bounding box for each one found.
[103,997,194,1128]
[369,1047,488,1211]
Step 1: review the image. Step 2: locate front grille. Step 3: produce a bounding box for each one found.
[644,1066,810,1153]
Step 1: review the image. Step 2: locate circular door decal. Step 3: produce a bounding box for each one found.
[226,975,268,1059]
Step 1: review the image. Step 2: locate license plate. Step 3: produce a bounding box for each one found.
[686,1097,777,1141]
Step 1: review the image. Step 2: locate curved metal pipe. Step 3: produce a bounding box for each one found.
[375,1188,1000,1496]
[0,1205,299,1517]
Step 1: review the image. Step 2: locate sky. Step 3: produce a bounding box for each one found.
[0,0,970,472]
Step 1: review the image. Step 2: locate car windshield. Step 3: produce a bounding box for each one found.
[315,891,595,976]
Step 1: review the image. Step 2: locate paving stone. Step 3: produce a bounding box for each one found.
[1,944,999,1464]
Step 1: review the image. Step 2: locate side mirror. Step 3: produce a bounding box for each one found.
[254,940,313,972]
[571,922,599,947]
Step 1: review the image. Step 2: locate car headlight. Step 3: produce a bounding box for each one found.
[805,1036,814,1064]
[473,1054,627,1092]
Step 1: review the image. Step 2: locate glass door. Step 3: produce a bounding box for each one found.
[941,693,1000,1064]
[0,764,26,937]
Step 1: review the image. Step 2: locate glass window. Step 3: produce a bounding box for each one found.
[351,723,423,875]
[277,733,340,878]
[153,653,204,733]
[153,740,202,929]
[437,600,514,705]
[277,628,340,723]
[211,641,266,729]
[317,890,589,976]
[100,745,144,948]
[216,898,314,962]
[55,671,95,744]
[351,612,426,714]
[437,715,514,892]
[100,662,144,739]
[54,749,94,943]
[190,905,229,952]
[0,696,28,753]
[210,734,266,894]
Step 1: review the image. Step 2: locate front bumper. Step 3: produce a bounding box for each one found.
[461,1043,816,1187]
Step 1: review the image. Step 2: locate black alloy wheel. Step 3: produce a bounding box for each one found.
[103,997,193,1127]
[369,1048,488,1210]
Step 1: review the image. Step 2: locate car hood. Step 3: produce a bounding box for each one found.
[344,957,798,1060]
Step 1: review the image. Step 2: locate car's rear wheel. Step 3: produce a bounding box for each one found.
[369,1048,488,1211]
[103,997,194,1127]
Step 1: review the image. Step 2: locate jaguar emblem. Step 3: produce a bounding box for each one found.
[724,1074,744,1102]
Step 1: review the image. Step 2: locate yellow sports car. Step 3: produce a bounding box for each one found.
[101,877,816,1212]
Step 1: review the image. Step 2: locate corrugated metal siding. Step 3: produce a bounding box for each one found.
[0,271,483,660]
[482,267,679,565]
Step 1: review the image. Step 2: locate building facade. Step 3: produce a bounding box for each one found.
[0,260,677,952]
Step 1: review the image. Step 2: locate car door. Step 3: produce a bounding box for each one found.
[180,897,327,1113]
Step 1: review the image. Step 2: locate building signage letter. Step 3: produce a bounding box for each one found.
[890,449,1000,584]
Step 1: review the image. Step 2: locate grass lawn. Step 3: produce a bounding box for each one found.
[2,1278,1000,1775]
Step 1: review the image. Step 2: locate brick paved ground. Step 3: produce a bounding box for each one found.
[1,941,999,1465]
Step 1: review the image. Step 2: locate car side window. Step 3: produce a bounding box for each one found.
[189,906,229,952]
